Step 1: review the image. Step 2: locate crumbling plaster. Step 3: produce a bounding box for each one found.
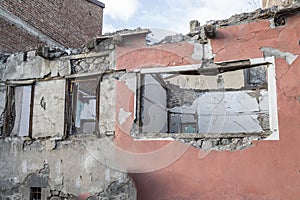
[260,46,298,65]
[32,79,65,139]
[0,35,140,199]
[100,75,116,135]
[126,6,300,200]
[2,51,70,81]
[0,137,136,199]
[116,30,214,71]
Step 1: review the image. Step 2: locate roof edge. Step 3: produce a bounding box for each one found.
[87,0,105,8]
[209,4,300,27]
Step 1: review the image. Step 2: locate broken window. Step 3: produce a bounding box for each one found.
[68,77,100,135]
[244,65,268,87]
[4,84,33,137]
[135,58,278,140]
[30,187,41,200]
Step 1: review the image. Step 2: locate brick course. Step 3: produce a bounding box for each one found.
[0,0,103,53]
[0,18,45,53]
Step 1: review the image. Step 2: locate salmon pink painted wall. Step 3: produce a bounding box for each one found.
[115,15,300,200]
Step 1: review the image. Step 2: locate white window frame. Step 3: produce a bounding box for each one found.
[134,57,279,141]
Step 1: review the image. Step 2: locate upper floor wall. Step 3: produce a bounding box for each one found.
[0,0,105,54]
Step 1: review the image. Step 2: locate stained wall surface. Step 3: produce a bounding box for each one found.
[115,15,300,200]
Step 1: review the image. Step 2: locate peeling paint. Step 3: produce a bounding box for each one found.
[188,40,214,61]
[120,73,137,93]
[118,108,132,125]
[260,46,298,65]
[99,77,116,135]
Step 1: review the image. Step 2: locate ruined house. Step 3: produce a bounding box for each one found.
[0,0,105,54]
[0,1,300,200]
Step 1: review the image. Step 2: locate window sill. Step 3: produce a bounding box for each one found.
[133,131,272,141]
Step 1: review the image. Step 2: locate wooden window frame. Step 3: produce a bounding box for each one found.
[66,76,101,136]
[30,187,42,200]
[3,82,35,138]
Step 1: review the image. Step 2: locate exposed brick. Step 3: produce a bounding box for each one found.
[0,0,103,53]
[0,18,45,53]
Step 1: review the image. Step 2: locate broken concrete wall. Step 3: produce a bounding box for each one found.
[3,52,49,80]
[112,29,275,140]
[0,41,117,81]
[99,74,116,136]
[0,34,137,198]
[0,37,118,136]
[115,29,212,70]
[70,37,117,73]
[0,137,136,199]
[1,51,71,81]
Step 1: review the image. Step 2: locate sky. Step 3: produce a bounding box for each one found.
[100,0,262,35]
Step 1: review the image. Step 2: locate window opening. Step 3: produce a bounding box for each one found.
[4,85,33,137]
[136,61,277,139]
[69,77,100,135]
[30,187,41,200]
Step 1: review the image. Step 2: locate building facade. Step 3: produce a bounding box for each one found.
[0,3,300,200]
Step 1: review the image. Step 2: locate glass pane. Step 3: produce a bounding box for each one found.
[249,65,267,85]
